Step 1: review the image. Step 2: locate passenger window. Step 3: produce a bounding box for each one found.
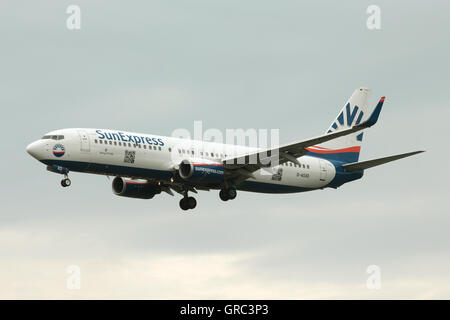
[95,139,98,144]
[153,146,157,150]
[178,149,181,154]
[191,150,194,155]
[119,142,122,146]
[182,149,185,153]
[109,141,112,145]
[128,143,131,147]
[138,144,141,148]
[302,164,305,168]
[168,148,171,152]
[114,141,117,146]
[307,165,310,169]
[159,147,162,151]
[100,140,103,144]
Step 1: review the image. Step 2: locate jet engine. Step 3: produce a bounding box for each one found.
[112,177,161,199]
[178,159,225,183]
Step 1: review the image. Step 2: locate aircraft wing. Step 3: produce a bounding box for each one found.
[222,96,385,173]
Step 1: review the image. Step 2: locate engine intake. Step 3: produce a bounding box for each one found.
[178,159,225,183]
[112,177,161,199]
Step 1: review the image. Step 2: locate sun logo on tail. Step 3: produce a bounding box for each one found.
[327,103,364,141]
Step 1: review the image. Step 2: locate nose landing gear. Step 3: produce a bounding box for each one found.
[47,165,71,188]
[61,174,71,187]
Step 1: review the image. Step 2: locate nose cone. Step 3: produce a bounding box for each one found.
[26,141,41,159]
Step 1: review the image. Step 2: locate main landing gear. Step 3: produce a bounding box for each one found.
[219,187,237,201]
[61,174,71,188]
[179,189,197,211]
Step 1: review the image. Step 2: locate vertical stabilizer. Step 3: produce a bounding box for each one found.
[306,88,371,163]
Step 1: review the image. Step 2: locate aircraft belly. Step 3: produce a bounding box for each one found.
[244,158,336,193]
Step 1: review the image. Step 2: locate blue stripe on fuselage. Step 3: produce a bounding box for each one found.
[40,159,314,194]
[41,159,173,180]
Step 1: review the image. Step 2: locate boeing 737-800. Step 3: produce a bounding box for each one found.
[26,88,423,210]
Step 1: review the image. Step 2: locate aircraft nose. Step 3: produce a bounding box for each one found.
[26,141,41,159]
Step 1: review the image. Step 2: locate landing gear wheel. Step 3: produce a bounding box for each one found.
[179,198,190,211]
[179,196,197,210]
[61,178,71,187]
[227,188,237,200]
[220,188,236,201]
[187,197,197,209]
[219,189,229,201]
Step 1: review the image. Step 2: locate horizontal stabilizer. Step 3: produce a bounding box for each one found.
[342,151,424,172]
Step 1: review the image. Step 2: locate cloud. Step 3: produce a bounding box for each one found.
[1,0,450,299]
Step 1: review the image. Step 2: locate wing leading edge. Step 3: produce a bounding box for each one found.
[222,96,386,172]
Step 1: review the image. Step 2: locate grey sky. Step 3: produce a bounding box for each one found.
[0,1,448,298]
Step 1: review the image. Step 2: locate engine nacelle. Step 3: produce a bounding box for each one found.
[178,159,225,183]
[112,177,161,199]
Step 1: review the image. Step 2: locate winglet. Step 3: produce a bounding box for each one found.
[358,96,385,128]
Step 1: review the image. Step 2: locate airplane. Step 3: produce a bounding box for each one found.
[26,88,424,211]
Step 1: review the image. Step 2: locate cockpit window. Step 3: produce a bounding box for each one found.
[41,135,51,139]
[57,135,64,140]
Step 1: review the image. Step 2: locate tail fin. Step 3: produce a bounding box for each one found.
[307,87,372,163]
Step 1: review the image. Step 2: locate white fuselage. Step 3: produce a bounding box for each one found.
[26,128,337,193]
